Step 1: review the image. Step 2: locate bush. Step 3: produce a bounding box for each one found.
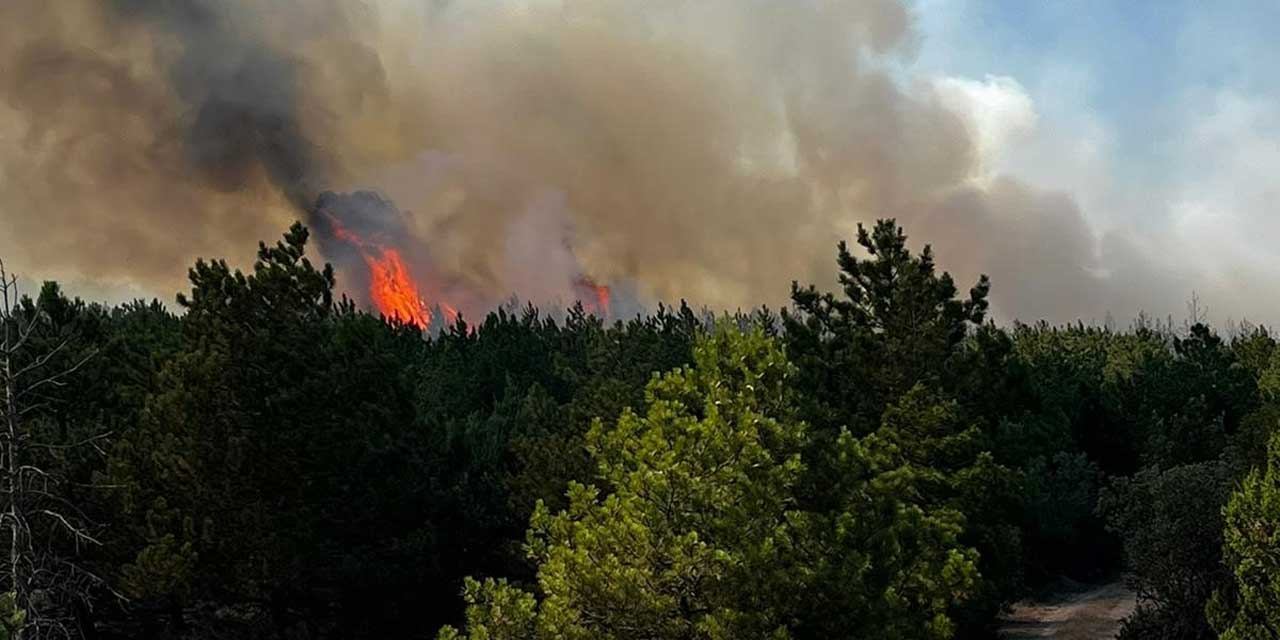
[1098,461,1235,639]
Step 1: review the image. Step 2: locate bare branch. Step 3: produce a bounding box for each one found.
[37,511,103,548]
[27,432,113,453]
[15,351,95,403]
[11,341,70,381]
[0,257,113,639]
[17,402,51,418]
[10,297,46,356]
[15,466,53,481]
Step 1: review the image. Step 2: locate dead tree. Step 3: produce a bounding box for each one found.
[0,261,110,639]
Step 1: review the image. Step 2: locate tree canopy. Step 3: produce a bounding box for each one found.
[0,218,1273,640]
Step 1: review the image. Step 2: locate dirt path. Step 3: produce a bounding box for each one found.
[999,581,1136,639]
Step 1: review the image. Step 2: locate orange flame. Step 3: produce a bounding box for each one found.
[439,301,460,326]
[575,277,612,318]
[324,211,610,329]
[324,213,436,329]
[364,247,432,329]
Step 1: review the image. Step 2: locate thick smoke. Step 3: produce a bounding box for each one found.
[109,0,324,207]
[0,0,1193,323]
[0,0,389,293]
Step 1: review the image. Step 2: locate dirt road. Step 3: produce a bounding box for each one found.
[999,581,1136,639]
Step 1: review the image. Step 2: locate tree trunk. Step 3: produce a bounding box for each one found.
[166,598,186,636]
[73,598,98,640]
[1,264,23,639]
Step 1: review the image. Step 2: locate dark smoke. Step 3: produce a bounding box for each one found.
[0,0,392,294]
[107,0,331,207]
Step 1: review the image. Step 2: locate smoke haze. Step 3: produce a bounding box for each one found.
[0,0,1199,323]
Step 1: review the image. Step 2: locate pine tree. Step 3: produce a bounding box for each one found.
[438,326,978,640]
[1208,431,1280,639]
[784,219,989,435]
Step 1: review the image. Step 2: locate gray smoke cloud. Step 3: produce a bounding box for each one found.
[0,0,1194,324]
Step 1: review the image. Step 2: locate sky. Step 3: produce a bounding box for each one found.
[913,0,1280,325]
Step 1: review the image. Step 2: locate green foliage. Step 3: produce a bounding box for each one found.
[785,219,990,435]
[1006,318,1264,594]
[1209,431,1280,640]
[1099,461,1236,639]
[120,532,197,601]
[1019,452,1104,579]
[1229,325,1276,382]
[1010,322,1150,475]
[95,224,703,637]
[108,223,436,635]
[4,218,1265,639]
[439,327,979,640]
[785,220,1017,636]
[873,387,1023,633]
[1234,347,1280,470]
[0,280,175,633]
[1259,348,1280,403]
[0,592,26,640]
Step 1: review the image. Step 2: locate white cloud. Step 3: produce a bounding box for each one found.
[911,1,1280,324]
[1166,89,1280,318]
[932,74,1037,181]
[930,70,1121,232]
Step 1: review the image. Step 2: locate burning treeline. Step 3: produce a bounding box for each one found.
[313,191,607,328]
[0,0,1180,325]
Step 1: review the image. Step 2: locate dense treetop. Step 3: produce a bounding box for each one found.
[1,219,1277,639]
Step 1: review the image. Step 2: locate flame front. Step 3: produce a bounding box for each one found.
[589,283,611,317]
[322,210,435,330]
[320,203,614,330]
[439,301,460,326]
[364,247,432,329]
[575,277,612,318]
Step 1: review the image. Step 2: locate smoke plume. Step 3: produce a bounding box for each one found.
[0,0,1192,323]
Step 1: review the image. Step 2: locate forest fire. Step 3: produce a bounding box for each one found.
[314,195,438,330]
[363,247,432,329]
[575,277,612,318]
[315,191,613,331]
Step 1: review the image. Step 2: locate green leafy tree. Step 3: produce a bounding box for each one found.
[1099,461,1236,639]
[1208,432,1280,640]
[784,219,989,435]
[1002,324,1132,580]
[413,300,701,603]
[1234,341,1280,470]
[1140,324,1259,468]
[785,220,1015,635]
[439,326,978,640]
[109,222,338,633]
[110,223,435,637]
[1018,451,1104,580]
[869,386,1023,634]
[1229,324,1275,381]
[1012,323,1143,475]
[0,592,25,640]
